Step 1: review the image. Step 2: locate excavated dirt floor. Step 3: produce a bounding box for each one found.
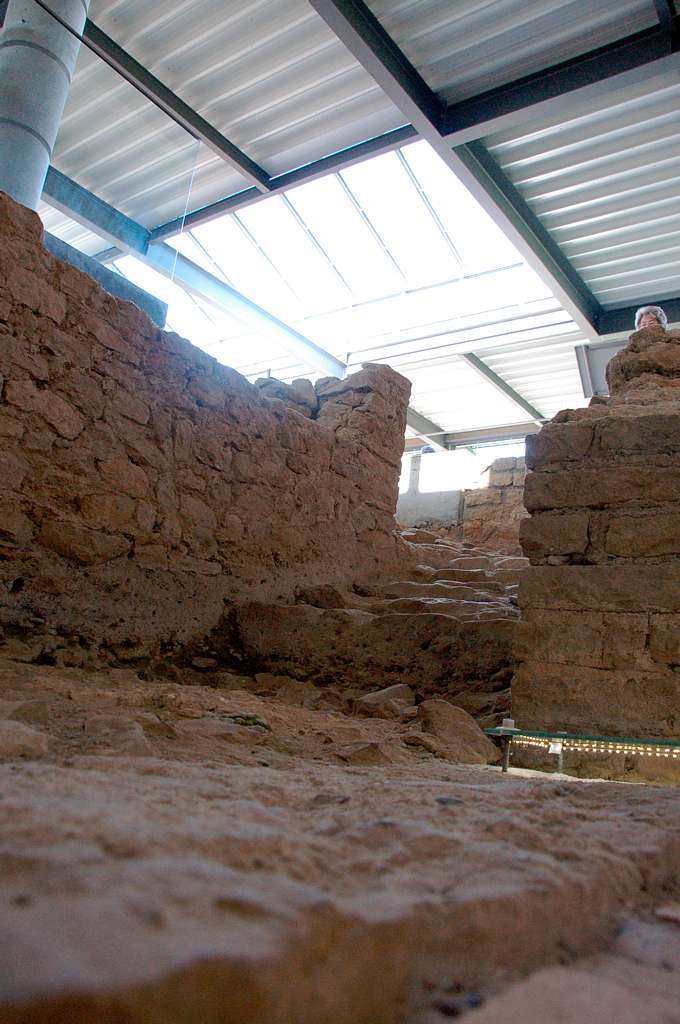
[1,656,679,1023]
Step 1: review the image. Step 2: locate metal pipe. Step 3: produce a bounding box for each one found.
[0,0,89,209]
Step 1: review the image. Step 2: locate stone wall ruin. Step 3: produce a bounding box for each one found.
[0,192,410,666]
[462,455,527,553]
[514,324,680,738]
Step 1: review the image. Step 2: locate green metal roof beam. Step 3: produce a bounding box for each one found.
[460,352,545,424]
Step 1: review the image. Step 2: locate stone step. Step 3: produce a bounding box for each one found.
[369,597,517,621]
[377,580,508,603]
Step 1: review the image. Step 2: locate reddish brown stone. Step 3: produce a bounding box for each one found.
[5,379,85,439]
[38,520,130,565]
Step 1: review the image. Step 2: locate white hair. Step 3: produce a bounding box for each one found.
[635,305,668,329]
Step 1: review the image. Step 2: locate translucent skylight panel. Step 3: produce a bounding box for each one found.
[402,141,523,274]
[285,175,403,301]
[236,196,352,314]
[167,231,230,282]
[339,152,461,287]
[190,216,304,323]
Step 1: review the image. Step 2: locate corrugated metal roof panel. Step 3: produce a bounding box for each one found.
[481,334,588,420]
[53,0,405,229]
[367,0,658,102]
[484,75,680,310]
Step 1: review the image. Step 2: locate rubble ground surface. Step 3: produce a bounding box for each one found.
[0,657,679,1024]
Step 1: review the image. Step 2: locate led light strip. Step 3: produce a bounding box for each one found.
[509,735,679,758]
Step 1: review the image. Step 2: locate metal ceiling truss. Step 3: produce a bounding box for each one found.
[404,420,541,452]
[440,23,680,141]
[128,0,679,269]
[308,0,680,340]
[47,0,676,341]
[33,0,680,333]
[29,0,271,190]
[652,0,678,37]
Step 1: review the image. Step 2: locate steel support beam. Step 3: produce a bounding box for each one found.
[460,353,545,423]
[653,0,678,35]
[441,26,680,142]
[405,408,448,451]
[575,341,628,398]
[144,243,347,378]
[43,166,150,253]
[454,141,602,332]
[404,420,540,451]
[307,0,444,129]
[29,0,271,190]
[40,171,347,379]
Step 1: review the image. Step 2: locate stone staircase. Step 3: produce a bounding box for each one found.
[216,529,528,729]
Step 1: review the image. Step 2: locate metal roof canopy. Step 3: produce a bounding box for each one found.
[33,0,679,329]
[26,0,680,443]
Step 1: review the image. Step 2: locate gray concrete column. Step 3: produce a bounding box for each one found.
[0,0,90,209]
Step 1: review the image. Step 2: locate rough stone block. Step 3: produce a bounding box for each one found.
[5,379,85,440]
[514,610,603,668]
[38,520,130,565]
[464,488,496,507]
[601,613,651,671]
[96,456,150,499]
[80,493,137,532]
[488,470,514,487]
[525,421,594,469]
[597,413,680,454]
[519,565,680,613]
[524,462,680,511]
[519,511,590,560]
[6,265,66,323]
[513,660,678,736]
[604,510,680,557]
[649,615,680,667]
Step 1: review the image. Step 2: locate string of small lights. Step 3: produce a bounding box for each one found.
[510,735,678,759]
[485,727,680,759]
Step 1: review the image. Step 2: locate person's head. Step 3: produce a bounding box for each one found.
[635,305,668,330]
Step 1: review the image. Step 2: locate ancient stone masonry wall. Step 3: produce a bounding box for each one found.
[462,456,527,553]
[514,324,680,738]
[0,192,410,664]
